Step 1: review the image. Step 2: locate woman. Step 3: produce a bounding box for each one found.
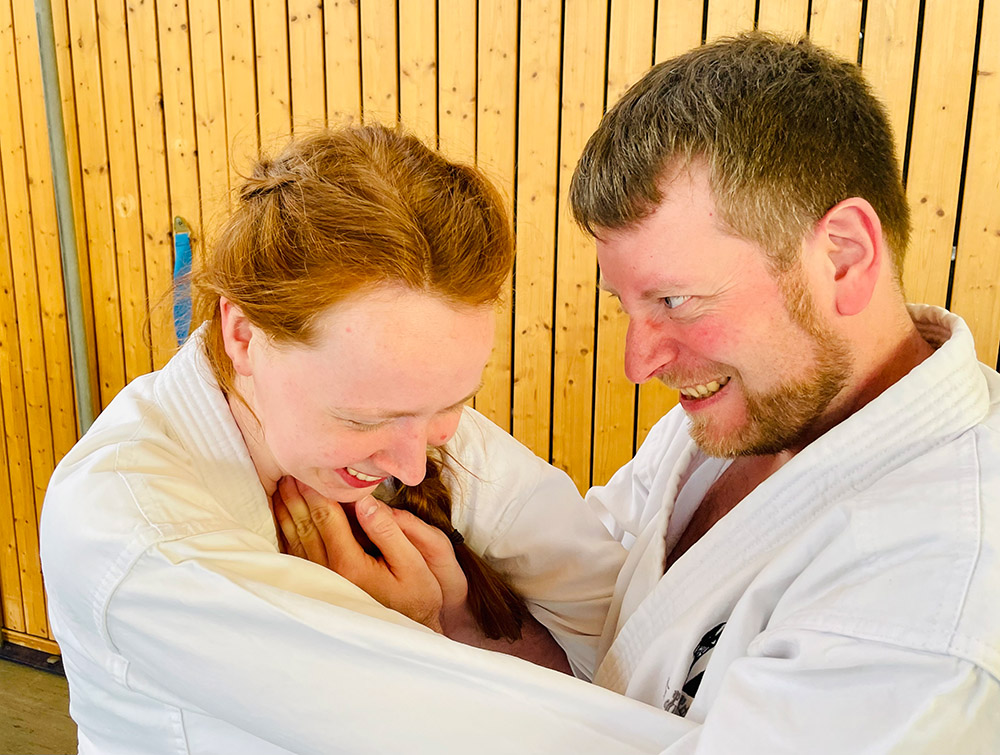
[40,125,634,754]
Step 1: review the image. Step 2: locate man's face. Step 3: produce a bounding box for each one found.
[234,287,495,499]
[596,165,851,457]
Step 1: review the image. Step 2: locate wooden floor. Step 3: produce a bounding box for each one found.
[0,658,76,755]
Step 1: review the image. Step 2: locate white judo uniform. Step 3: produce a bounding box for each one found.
[587,305,1000,753]
[40,329,692,755]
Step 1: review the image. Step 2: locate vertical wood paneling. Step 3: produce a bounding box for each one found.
[398,0,437,146]
[438,0,477,164]
[325,0,362,125]
[96,0,153,383]
[898,1,979,307]
[861,1,920,181]
[1,0,59,638]
[158,0,204,240]
[51,0,99,416]
[705,0,755,41]
[474,0,518,432]
[756,0,808,38]
[511,0,562,458]
[655,0,703,62]
[66,0,127,404]
[0,159,26,633]
[289,0,326,131]
[552,0,608,490]
[9,0,76,463]
[0,392,25,632]
[126,0,176,369]
[255,0,291,146]
[220,0,259,179]
[951,3,1000,368]
[360,0,398,125]
[4,0,1000,650]
[809,0,862,60]
[592,0,656,485]
[189,1,231,231]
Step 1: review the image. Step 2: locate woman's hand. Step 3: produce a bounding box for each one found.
[272,477,469,632]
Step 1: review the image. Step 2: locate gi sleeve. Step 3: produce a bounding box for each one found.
[446,407,628,679]
[104,528,697,754]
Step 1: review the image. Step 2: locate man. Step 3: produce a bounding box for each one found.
[567,31,1000,752]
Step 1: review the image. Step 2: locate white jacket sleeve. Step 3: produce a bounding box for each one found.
[446,408,628,678]
[105,529,695,755]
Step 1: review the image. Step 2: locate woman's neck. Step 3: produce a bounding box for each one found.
[227,378,282,496]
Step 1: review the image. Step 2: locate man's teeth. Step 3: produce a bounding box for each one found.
[346,467,383,482]
[679,376,731,399]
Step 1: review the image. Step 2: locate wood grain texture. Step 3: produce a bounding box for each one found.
[289,0,326,131]
[158,0,204,241]
[325,0,362,126]
[0,161,26,633]
[898,0,979,307]
[705,0,755,41]
[96,0,153,384]
[438,0,476,164]
[756,0,809,38]
[189,1,232,232]
[474,0,517,432]
[655,0,703,62]
[255,0,291,146]
[360,0,398,125]
[809,0,862,60]
[950,1,1000,367]
[126,0,176,369]
[398,0,437,146]
[551,0,608,490]
[511,0,562,458]
[1,0,57,638]
[861,0,920,188]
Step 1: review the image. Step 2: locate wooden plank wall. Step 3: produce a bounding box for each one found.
[1,0,998,651]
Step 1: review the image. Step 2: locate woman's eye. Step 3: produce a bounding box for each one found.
[345,419,386,432]
[663,295,690,310]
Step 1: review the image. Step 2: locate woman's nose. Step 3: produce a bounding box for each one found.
[378,431,429,487]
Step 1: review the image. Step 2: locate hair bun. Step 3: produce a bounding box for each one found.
[240,174,294,201]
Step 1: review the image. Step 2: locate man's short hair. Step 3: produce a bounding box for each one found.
[570,32,910,278]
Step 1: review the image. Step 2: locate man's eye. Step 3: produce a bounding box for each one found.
[663,295,690,309]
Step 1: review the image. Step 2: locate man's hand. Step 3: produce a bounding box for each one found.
[272,477,469,632]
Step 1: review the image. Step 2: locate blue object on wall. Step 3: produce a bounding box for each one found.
[173,216,193,345]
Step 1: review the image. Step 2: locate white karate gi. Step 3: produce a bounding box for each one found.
[40,329,693,755]
[587,305,1000,753]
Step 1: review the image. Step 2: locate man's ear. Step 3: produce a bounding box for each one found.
[815,198,883,316]
[219,297,255,377]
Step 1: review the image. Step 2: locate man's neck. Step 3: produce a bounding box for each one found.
[663,316,938,574]
[664,451,792,573]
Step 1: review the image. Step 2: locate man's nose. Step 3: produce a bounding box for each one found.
[624,317,678,384]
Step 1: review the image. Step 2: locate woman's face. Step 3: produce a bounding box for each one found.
[224,286,495,501]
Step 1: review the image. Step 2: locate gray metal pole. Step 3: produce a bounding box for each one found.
[34,0,96,434]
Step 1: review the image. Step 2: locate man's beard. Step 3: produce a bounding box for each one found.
[688,266,852,458]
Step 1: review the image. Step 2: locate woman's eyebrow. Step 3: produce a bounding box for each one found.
[337,382,484,420]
